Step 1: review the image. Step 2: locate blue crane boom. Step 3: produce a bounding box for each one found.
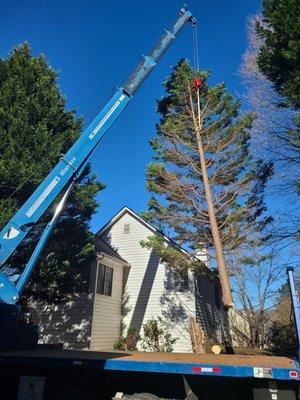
[0,8,195,304]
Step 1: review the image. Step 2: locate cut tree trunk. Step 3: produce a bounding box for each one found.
[189,87,234,308]
[189,315,206,354]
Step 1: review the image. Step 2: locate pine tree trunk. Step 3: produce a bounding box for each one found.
[190,88,234,308]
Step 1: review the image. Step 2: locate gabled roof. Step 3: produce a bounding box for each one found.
[96,206,193,258]
[95,236,130,265]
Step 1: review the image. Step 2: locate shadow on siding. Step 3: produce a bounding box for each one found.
[160,267,231,347]
[129,250,160,334]
[30,293,94,350]
[160,266,189,324]
[194,272,231,346]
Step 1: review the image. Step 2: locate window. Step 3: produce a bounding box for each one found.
[173,269,189,292]
[123,224,130,234]
[96,264,113,296]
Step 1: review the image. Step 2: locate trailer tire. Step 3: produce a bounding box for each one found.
[49,385,98,400]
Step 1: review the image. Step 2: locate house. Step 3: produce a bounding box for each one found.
[30,237,130,350]
[97,207,231,352]
[32,206,238,352]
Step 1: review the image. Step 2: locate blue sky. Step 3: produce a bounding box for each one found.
[0,0,262,231]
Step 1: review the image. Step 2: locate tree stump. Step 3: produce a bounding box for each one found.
[188,315,206,354]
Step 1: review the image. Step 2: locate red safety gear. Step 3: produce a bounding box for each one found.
[194,78,203,90]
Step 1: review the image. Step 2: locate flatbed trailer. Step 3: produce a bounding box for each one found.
[0,6,299,399]
[0,349,299,399]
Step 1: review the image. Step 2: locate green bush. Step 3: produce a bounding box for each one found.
[140,319,178,352]
[114,327,140,351]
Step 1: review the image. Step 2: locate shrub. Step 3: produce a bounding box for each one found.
[114,327,140,351]
[140,319,178,352]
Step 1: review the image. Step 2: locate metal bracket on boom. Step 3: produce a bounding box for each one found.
[180,5,196,25]
[190,16,197,26]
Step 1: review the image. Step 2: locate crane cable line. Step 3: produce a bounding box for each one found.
[192,23,200,72]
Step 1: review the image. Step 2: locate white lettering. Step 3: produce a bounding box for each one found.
[59,157,76,177]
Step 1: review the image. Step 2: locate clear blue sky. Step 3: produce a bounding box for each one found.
[0,0,261,231]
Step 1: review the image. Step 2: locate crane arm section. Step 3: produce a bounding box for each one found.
[0,8,195,303]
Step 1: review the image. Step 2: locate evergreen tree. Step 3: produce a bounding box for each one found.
[140,319,178,352]
[257,0,300,109]
[241,14,300,251]
[267,283,297,356]
[256,0,300,202]
[0,43,104,300]
[143,60,272,280]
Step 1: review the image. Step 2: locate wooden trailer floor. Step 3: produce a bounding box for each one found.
[0,349,296,369]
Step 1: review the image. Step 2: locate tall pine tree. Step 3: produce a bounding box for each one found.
[0,43,104,300]
[143,60,272,284]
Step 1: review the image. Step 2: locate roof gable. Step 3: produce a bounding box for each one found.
[96,206,191,257]
[97,207,156,237]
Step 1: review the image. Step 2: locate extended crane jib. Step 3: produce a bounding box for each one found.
[0,8,195,305]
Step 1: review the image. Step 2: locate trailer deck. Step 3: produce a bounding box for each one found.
[1,349,299,381]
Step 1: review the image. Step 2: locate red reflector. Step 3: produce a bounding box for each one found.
[192,366,221,373]
[192,367,201,372]
[289,370,298,378]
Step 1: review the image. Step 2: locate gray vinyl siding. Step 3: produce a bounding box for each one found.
[29,254,126,351]
[101,212,195,352]
[194,276,230,344]
[30,294,93,350]
[90,256,124,350]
